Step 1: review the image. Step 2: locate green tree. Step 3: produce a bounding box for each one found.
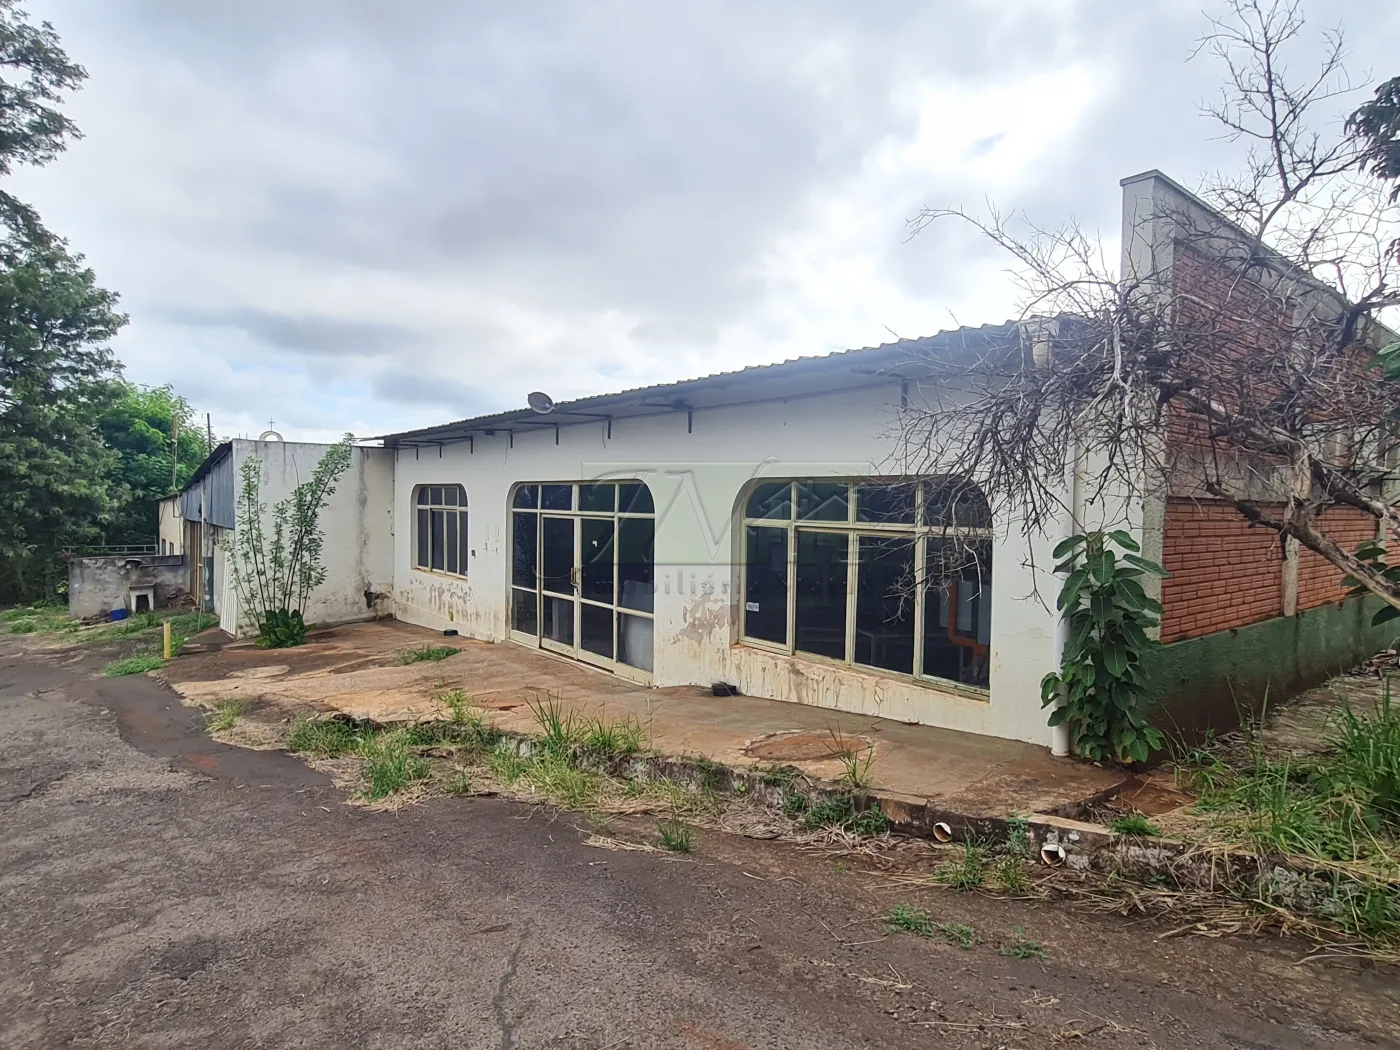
[1349,75,1400,201]
[0,1,126,601]
[98,383,210,545]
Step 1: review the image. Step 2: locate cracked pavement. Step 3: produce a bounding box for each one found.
[1,634,1398,1049]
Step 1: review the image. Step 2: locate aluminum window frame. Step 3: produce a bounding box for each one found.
[738,478,993,695]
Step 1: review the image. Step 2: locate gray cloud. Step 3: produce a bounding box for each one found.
[15,0,1400,441]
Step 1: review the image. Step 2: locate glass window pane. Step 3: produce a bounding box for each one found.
[430,486,443,506]
[457,485,468,508]
[618,518,654,612]
[925,478,992,529]
[619,481,654,514]
[746,482,791,520]
[541,516,575,594]
[445,513,459,574]
[743,526,788,644]
[543,595,574,646]
[618,612,654,672]
[853,537,915,674]
[581,603,614,659]
[512,512,537,588]
[922,538,991,687]
[796,481,849,522]
[430,510,445,570]
[581,518,615,604]
[579,483,615,513]
[416,508,429,567]
[442,486,458,507]
[513,484,539,509]
[795,530,849,658]
[541,484,573,511]
[512,587,538,636]
[459,511,470,576]
[417,487,430,506]
[856,482,916,524]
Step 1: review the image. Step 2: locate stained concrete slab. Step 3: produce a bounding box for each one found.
[165,620,1123,817]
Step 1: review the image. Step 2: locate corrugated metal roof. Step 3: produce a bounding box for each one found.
[380,321,1017,446]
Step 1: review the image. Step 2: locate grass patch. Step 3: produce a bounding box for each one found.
[444,767,473,796]
[582,714,646,758]
[658,817,695,852]
[527,693,584,758]
[488,742,530,784]
[1110,811,1161,837]
[934,921,981,949]
[104,653,165,676]
[286,718,362,757]
[359,730,430,800]
[999,927,1045,959]
[397,644,460,665]
[787,791,888,837]
[1173,689,1400,864]
[827,726,876,790]
[933,840,987,892]
[990,854,1029,893]
[886,903,934,936]
[755,763,800,790]
[208,700,243,732]
[2,602,71,634]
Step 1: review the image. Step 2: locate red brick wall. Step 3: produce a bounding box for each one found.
[1160,498,1283,643]
[1297,509,1376,611]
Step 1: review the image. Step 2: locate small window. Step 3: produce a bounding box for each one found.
[414,484,468,577]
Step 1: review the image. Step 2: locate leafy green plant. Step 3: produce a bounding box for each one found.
[286,718,362,757]
[1110,811,1161,837]
[999,927,1046,959]
[934,921,981,948]
[229,435,354,648]
[885,903,934,936]
[208,700,243,732]
[1041,530,1167,765]
[795,792,888,836]
[104,653,164,676]
[397,644,459,665]
[658,817,695,852]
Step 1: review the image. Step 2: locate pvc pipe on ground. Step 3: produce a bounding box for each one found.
[1050,435,1079,759]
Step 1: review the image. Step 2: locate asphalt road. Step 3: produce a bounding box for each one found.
[2,634,1398,1050]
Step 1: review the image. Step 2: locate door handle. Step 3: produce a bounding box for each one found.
[570,566,580,590]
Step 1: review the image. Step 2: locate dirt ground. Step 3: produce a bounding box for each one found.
[2,633,1399,1049]
[163,619,1123,816]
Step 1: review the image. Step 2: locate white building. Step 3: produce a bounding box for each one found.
[381,320,1069,746]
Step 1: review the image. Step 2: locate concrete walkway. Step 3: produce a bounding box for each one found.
[166,620,1123,817]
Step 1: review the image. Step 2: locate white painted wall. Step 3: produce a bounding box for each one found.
[389,383,1113,745]
[221,440,395,636]
[157,497,183,555]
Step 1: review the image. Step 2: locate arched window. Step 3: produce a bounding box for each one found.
[740,477,992,689]
[414,485,469,576]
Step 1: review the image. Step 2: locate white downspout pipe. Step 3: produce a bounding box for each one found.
[1050,434,1080,759]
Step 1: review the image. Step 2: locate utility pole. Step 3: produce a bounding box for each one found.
[171,412,180,491]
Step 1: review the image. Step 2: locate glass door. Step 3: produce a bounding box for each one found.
[508,481,656,683]
[539,514,577,656]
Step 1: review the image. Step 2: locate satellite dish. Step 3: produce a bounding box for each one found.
[259,430,284,441]
[527,391,554,415]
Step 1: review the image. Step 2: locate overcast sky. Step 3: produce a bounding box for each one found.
[14,0,1400,441]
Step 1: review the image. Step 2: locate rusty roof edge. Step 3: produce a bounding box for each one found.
[375,321,1020,445]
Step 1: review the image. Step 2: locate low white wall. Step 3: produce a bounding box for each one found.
[389,383,1119,746]
[222,440,394,635]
